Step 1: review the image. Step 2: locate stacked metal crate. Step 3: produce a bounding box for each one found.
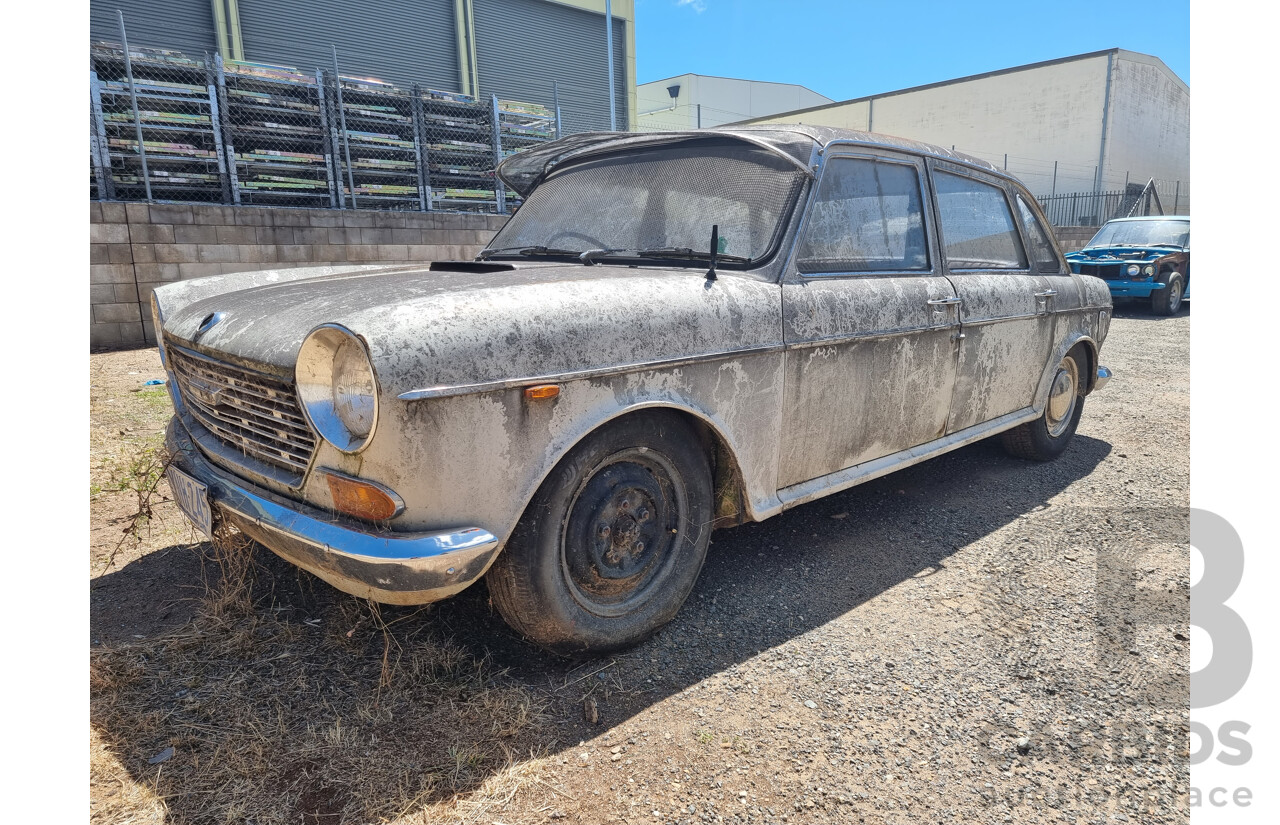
[494,98,557,211]
[217,58,337,208]
[89,42,561,214]
[331,75,425,210]
[89,43,227,203]
[417,89,498,212]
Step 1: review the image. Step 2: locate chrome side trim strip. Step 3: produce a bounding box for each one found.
[398,344,787,401]
[770,406,1040,515]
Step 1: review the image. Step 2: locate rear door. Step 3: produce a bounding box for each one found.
[928,161,1057,433]
[778,150,960,489]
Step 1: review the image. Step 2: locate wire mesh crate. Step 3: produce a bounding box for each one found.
[90,42,227,203]
[217,57,338,208]
[332,74,425,210]
[418,89,499,212]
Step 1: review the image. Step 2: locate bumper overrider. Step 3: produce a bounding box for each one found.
[165,418,501,605]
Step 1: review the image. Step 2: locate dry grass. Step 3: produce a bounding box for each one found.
[90,523,551,825]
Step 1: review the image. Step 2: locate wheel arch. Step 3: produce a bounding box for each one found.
[500,400,757,551]
[1035,333,1100,409]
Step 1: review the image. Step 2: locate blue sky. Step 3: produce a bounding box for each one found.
[634,0,1190,101]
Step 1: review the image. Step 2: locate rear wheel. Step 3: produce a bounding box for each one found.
[1151,271,1184,316]
[486,410,713,654]
[1002,351,1085,461]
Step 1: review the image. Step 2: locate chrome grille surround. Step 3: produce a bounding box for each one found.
[168,343,316,480]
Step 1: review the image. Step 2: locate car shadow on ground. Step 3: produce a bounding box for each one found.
[1109,301,1190,321]
[91,433,1111,823]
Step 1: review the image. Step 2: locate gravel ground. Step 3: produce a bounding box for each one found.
[89,303,1189,824]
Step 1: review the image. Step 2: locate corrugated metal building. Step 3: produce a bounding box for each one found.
[732,49,1189,212]
[90,0,635,133]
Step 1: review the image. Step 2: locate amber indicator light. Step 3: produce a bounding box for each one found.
[325,472,400,521]
[524,384,561,400]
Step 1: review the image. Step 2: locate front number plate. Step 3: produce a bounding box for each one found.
[167,466,213,538]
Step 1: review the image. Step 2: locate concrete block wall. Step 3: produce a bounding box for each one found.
[1053,225,1100,253]
[90,202,508,349]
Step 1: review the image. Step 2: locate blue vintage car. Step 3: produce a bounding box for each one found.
[1065,216,1189,315]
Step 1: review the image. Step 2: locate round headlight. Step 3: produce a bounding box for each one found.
[1126,264,1141,277]
[1143,265,1155,276]
[296,324,379,452]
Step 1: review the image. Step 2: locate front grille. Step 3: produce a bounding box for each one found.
[1076,263,1126,280]
[168,344,316,477]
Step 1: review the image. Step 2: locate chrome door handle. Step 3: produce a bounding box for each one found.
[926,296,963,306]
[1034,289,1058,298]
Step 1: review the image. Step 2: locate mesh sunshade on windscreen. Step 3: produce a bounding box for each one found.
[489,141,808,263]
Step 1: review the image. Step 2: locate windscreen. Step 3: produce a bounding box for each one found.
[487,141,808,265]
[1087,219,1189,249]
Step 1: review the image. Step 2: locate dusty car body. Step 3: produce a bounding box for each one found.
[1065,216,1189,315]
[156,125,1114,652]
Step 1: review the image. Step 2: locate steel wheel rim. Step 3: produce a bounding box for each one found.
[1045,357,1079,438]
[561,448,688,618]
[1169,278,1183,313]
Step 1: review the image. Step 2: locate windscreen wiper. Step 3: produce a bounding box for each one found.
[476,245,579,260]
[633,247,750,263]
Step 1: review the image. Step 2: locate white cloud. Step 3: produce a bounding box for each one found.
[676,0,708,13]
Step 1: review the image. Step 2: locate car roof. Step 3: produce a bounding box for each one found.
[497,125,1008,196]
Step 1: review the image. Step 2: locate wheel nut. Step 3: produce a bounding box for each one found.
[636,507,650,522]
[598,525,611,539]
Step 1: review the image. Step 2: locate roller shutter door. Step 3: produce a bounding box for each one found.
[90,0,218,58]
[236,0,459,91]
[474,0,627,133]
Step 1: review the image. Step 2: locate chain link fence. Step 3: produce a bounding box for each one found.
[90,19,559,213]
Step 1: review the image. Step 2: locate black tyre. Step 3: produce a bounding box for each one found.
[1151,271,1185,316]
[1001,351,1085,461]
[486,410,714,654]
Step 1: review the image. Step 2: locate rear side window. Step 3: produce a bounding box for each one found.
[796,157,929,274]
[1016,196,1061,272]
[934,172,1027,270]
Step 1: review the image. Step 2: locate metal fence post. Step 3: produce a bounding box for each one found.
[1173,181,1181,214]
[315,69,338,209]
[214,54,241,205]
[117,11,152,201]
[492,94,506,214]
[553,82,561,139]
[410,83,429,212]
[332,47,358,209]
[89,70,115,200]
[1051,161,1057,199]
[205,58,233,204]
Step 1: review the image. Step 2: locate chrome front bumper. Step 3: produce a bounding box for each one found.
[165,419,501,605]
[1095,366,1113,391]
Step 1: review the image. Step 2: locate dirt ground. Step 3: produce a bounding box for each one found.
[89,302,1189,825]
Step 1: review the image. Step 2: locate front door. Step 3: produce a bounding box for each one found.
[778,152,960,490]
[928,162,1059,433]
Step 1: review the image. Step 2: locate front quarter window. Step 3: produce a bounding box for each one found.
[1016,196,1062,272]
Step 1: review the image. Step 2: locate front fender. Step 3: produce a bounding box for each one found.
[351,349,787,558]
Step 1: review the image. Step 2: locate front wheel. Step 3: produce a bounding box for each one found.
[486,410,714,654]
[1151,271,1185,316]
[1001,352,1085,461]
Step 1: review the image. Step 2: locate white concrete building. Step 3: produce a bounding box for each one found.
[733,49,1189,213]
[637,74,832,132]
